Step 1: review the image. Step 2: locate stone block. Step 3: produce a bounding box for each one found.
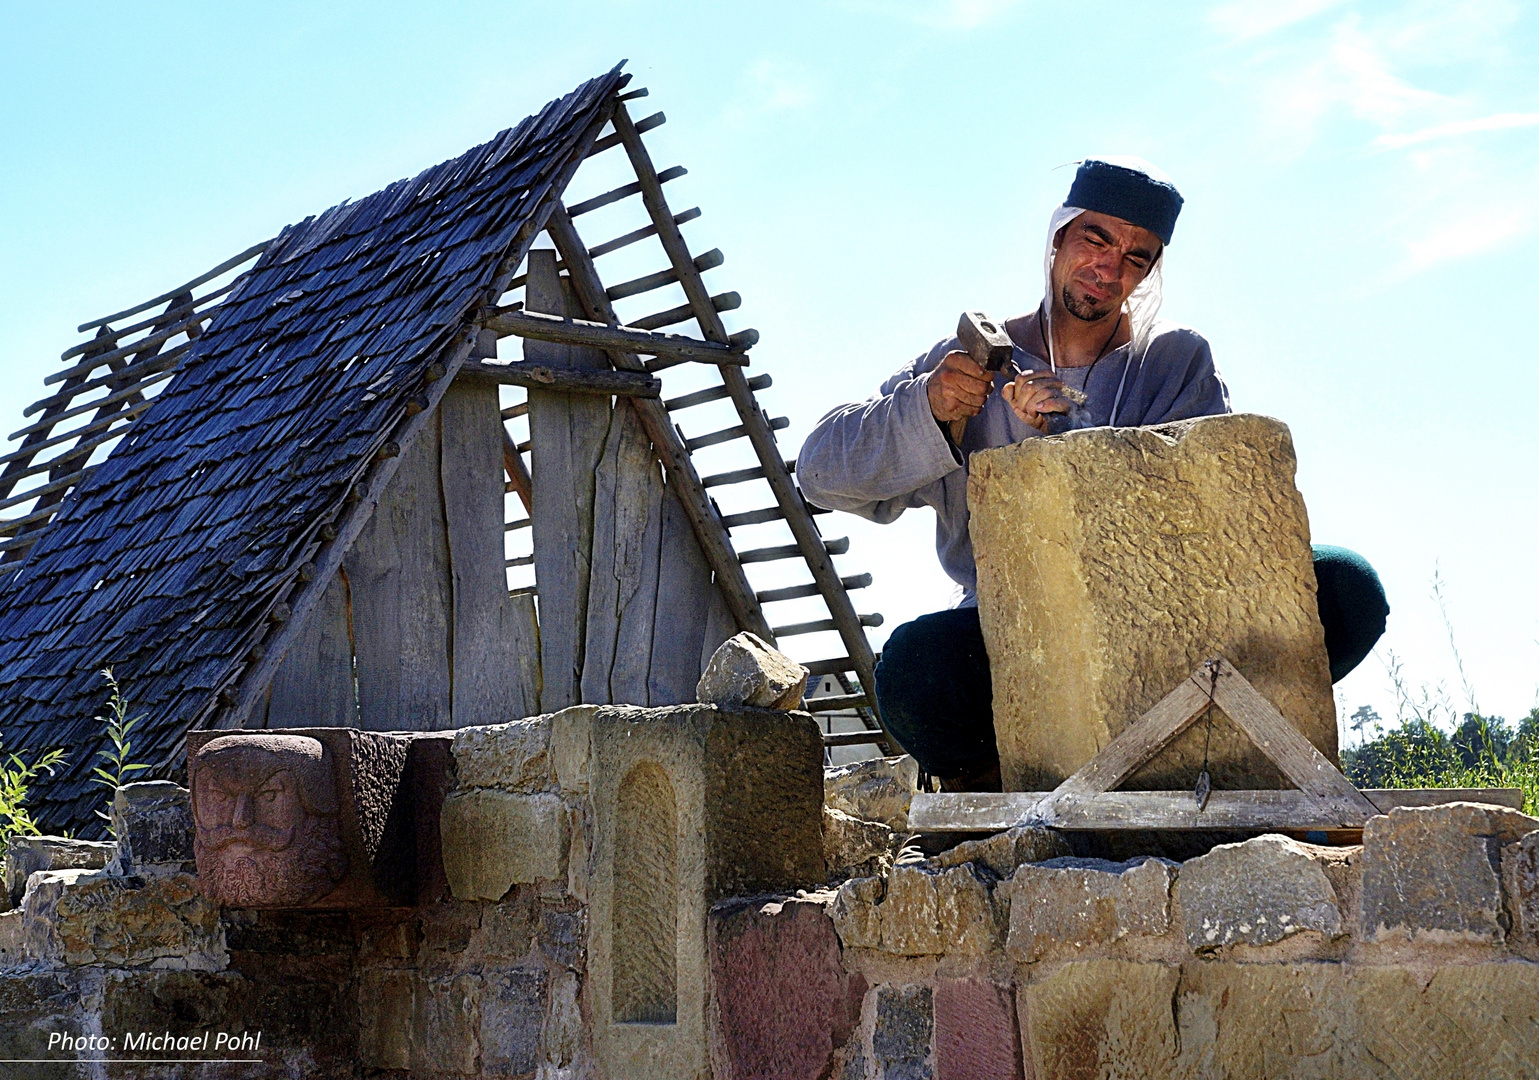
[587,703,825,1080]
[481,968,548,1078]
[1006,857,1176,963]
[1178,834,1344,950]
[925,825,1069,878]
[969,414,1337,791]
[440,790,567,900]
[831,874,885,950]
[187,728,420,907]
[452,714,554,792]
[934,978,1019,1080]
[406,732,455,905]
[544,970,583,1072]
[1502,829,1539,945]
[0,909,22,968]
[0,971,84,1079]
[5,835,114,908]
[412,972,482,1075]
[551,704,595,794]
[825,755,919,832]
[358,968,414,1070]
[108,781,194,877]
[709,893,866,1080]
[825,807,894,879]
[831,864,1002,956]
[873,984,933,1080]
[1361,801,1539,943]
[21,869,225,969]
[697,631,809,709]
[1018,961,1180,1080]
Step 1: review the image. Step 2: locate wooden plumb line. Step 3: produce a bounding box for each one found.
[459,359,662,397]
[0,467,90,514]
[0,408,144,468]
[565,164,686,218]
[27,350,181,416]
[478,308,752,366]
[77,238,270,332]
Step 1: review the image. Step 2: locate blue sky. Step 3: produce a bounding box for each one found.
[1,1,1535,737]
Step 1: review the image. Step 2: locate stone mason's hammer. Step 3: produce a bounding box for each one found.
[956,310,1090,435]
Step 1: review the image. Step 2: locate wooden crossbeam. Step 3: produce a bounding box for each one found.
[477,307,753,366]
[459,359,661,397]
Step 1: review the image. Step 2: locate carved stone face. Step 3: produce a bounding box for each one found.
[191,734,347,907]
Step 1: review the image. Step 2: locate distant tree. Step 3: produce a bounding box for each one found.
[1451,713,1511,770]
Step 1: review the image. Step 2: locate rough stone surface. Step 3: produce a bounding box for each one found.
[452,715,554,792]
[925,825,1069,878]
[187,727,418,907]
[1502,829,1539,946]
[440,789,568,900]
[831,875,885,950]
[1361,801,1539,943]
[873,984,933,1080]
[1179,834,1344,949]
[709,892,866,1080]
[933,978,1019,1080]
[832,864,1002,956]
[551,705,596,795]
[969,414,1337,791]
[109,780,194,877]
[1007,856,1176,963]
[413,972,482,1074]
[4,835,114,908]
[0,970,85,1076]
[21,869,225,968]
[0,909,23,967]
[481,968,548,1078]
[1018,961,1180,1080]
[697,631,809,710]
[825,756,920,832]
[359,968,413,1069]
[825,806,894,879]
[588,703,825,1080]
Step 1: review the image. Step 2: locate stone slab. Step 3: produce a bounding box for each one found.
[1019,960,1180,1080]
[831,863,1003,957]
[5,835,114,908]
[21,869,225,969]
[825,756,919,832]
[709,892,866,1080]
[1006,857,1176,963]
[587,703,825,1080]
[440,789,568,900]
[925,826,1069,878]
[825,807,894,879]
[934,978,1020,1080]
[697,631,809,710]
[1360,801,1539,943]
[969,414,1336,791]
[108,781,194,877]
[452,715,554,792]
[1178,834,1344,950]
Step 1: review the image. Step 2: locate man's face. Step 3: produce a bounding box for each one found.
[1051,210,1161,322]
[194,760,305,854]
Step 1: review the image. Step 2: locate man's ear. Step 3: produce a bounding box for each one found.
[1053,225,1068,249]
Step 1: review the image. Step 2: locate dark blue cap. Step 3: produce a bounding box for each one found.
[1065,159,1183,245]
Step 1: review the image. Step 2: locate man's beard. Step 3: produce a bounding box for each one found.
[196,814,348,907]
[1061,283,1117,323]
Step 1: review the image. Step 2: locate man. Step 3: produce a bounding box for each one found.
[799,158,1389,790]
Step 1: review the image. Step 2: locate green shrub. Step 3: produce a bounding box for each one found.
[0,740,67,846]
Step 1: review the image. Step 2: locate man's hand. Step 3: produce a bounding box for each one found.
[1001,368,1074,432]
[927,351,994,425]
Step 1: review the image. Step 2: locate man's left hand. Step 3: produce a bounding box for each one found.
[1002,369,1075,432]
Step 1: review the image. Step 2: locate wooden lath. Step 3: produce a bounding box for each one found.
[908,657,1523,833]
[482,95,892,752]
[0,247,268,562]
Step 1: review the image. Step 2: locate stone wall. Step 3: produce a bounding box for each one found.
[6,726,1539,1079]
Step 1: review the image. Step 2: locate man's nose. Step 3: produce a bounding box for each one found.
[232,792,254,828]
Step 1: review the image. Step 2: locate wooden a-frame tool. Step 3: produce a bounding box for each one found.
[909,656,1522,833]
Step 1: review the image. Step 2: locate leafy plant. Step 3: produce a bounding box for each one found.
[90,667,150,833]
[0,739,67,846]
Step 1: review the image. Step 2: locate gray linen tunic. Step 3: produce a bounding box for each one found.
[798,317,1231,608]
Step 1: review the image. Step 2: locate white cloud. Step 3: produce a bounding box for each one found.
[1375,111,1539,148]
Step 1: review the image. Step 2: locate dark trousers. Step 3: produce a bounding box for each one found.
[872,544,1389,779]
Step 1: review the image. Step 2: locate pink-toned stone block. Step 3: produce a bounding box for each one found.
[935,977,1021,1080]
[709,893,866,1080]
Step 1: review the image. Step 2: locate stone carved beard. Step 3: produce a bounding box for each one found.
[196,809,347,907]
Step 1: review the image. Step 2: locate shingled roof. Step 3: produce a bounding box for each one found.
[0,66,629,833]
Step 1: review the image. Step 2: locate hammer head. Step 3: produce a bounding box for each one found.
[957,311,1015,371]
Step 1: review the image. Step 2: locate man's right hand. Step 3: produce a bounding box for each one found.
[927,351,993,423]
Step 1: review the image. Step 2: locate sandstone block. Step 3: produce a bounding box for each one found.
[1006,857,1176,963]
[1361,801,1539,943]
[969,414,1336,791]
[709,893,866,1080]
[1019,961,1180,1080]
[873,984,933,1080]
[452,714,554,792]
[831,875,885,950]
[0,908,23,967]
[481,968,547,1078]
[587,703,825,1080]
[412,972,482,1075]
[1502,829,1539,946]
[831,863,1002,956]
[187,728,420,907]
[5,835,114,908]
[934,978,1020,1080]
[440,790,567,900]
[108,781,194,877]
[1178,834,1344,950]
[358,968,414,1070]
[0,970,85,1076]
[21,869,225,969]
[925,825,1069,878]
[825,807,894,879]
[825,755,919,831]
[697,631,809,709]
[544,970,583,1071]
[551,705,595,794]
